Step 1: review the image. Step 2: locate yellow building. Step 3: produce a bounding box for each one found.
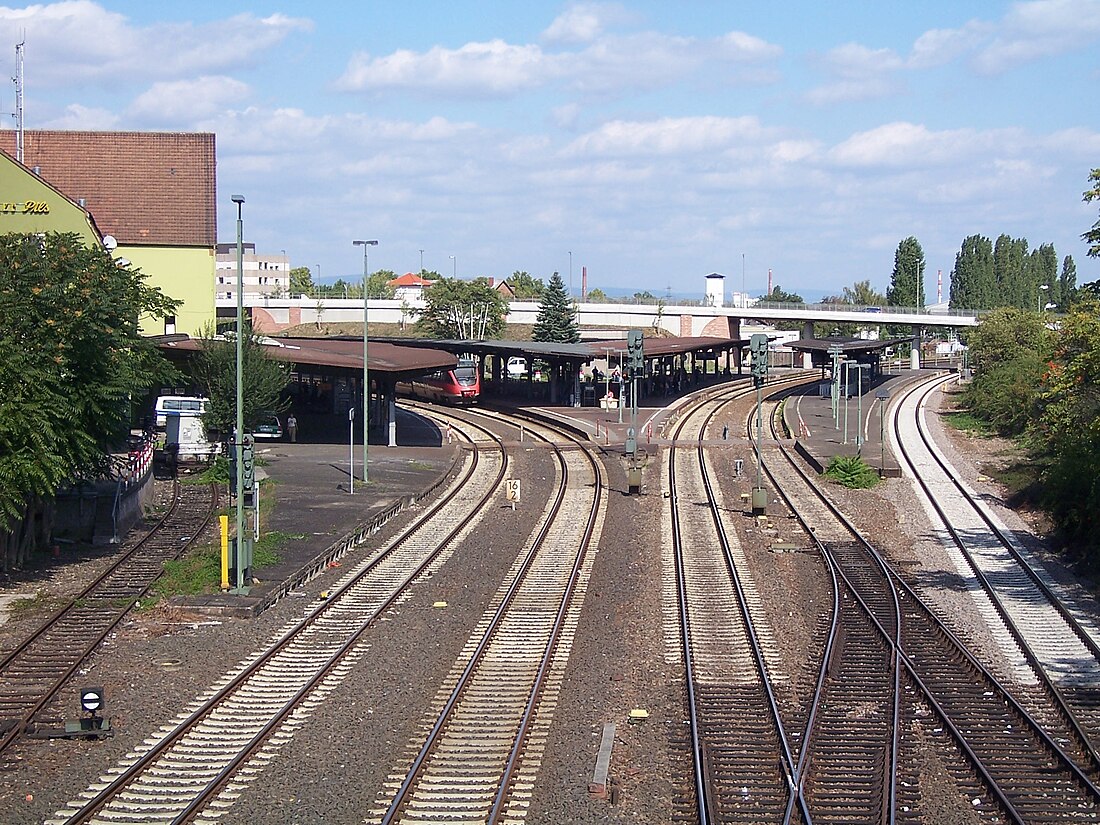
[0,151,104,244]
[0,131,217,335]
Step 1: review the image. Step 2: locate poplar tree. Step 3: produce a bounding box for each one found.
[886,237,925,308]
[950,235,994,310]
[532,271,580,344]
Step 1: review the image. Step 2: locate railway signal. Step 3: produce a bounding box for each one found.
[626,330,644,378]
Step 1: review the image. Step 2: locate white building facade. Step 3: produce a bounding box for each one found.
[215,243,291,300]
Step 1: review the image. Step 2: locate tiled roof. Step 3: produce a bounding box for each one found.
[0,130,216,247]
[388,272,432,287]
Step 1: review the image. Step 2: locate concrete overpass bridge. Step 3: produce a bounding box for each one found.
[235,297,980,369]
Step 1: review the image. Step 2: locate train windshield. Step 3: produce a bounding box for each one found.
[454,359,478,386]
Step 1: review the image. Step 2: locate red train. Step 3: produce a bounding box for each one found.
[398,357,481,404]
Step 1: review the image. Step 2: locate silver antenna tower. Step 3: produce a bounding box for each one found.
[14,37,24,164]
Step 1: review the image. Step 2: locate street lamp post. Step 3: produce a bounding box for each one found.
[354,239,379,483]
[450,255,456,277]
[419,249,424,275]
[1038,283,1049,313]
[232,195,246,593]
[568,250,573,299]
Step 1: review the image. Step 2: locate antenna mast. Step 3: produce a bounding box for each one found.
[13,38,24,163]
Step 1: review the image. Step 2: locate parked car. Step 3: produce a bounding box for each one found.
[252,414,283,440]
[507,357,528,377]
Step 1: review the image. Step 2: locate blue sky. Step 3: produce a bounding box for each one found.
[2,1,1098,301]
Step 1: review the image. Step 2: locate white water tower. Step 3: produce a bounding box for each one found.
[705,272,725,308]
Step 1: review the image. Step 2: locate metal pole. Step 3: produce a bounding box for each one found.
[354,239,378,482]
[349,408,355,495]
[231,195,245,593]
[755,380,763,490]
[856,366,864,451]
[843,362,850,445]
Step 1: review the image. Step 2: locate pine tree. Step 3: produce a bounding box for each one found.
[532,271,580,343]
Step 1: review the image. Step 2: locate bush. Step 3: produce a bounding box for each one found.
[823,454,880,489]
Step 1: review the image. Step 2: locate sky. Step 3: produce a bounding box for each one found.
[1,1,1098,301]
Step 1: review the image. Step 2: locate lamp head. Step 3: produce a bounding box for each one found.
[353,239,379,247]
[231,195,244,205]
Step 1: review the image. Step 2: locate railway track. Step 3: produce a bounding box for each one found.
[0,479,217,763]
[662,377,820,824]
[893,375,1100,762]
[45,414,507,824]
[762,376,1100,823]
[367,406,606,824]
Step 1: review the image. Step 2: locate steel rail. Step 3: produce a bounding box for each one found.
[376,408,603,824]
[666,377,811,823]
[58,416,507,824]
[892,374,1100,772]
[0,480,217,758]
[767,383,1100,822]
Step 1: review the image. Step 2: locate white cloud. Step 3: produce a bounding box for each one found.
[128,76,251,123]
[336,28,781,98]
[804,43,904,105]
[0,1,311,88]
[336,40,554,97]
[974,0,1100,73]
[830,122,987,167]
[908,22,988,69]
[542,3,628,44]
[564,115,771,157]
[40,102,118,130]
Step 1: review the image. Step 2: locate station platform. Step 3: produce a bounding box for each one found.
[781,370,929,478]
[174,409,463,618]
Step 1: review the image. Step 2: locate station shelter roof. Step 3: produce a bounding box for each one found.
[787,336,913,356]
[157,335,457,377]
[371,335,744,363]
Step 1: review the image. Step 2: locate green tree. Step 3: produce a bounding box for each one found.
[289,266,314,296]
[366,269,396,299]
[1030,243,1059,310]
[1059,256,1077,308]
[993,234,1029,309]
[189,321,291,439]
[586,287,609,302]
[632,290,658,302]
[887,237,925,308]
[950,235,995,310]
[0,232,178,568]
[417,277,508,339]
[1036,300,1100,558]
[843,279,886,307]
[767,284,804,303]
[1082,167,1100,259]
[532,271,580,344]
[963,306,1051,435]
[509,271,545,300]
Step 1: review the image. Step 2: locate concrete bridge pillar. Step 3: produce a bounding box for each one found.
[802,320,815,369]
[911,328,922,370]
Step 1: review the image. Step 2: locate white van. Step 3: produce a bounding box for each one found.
[155,395,207,428]
[507,357,527,377]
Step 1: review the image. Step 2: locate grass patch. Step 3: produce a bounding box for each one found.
[823,454,881,489]
[6,591,68,616]
[942,410,996,436]
[150,530,303,600]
